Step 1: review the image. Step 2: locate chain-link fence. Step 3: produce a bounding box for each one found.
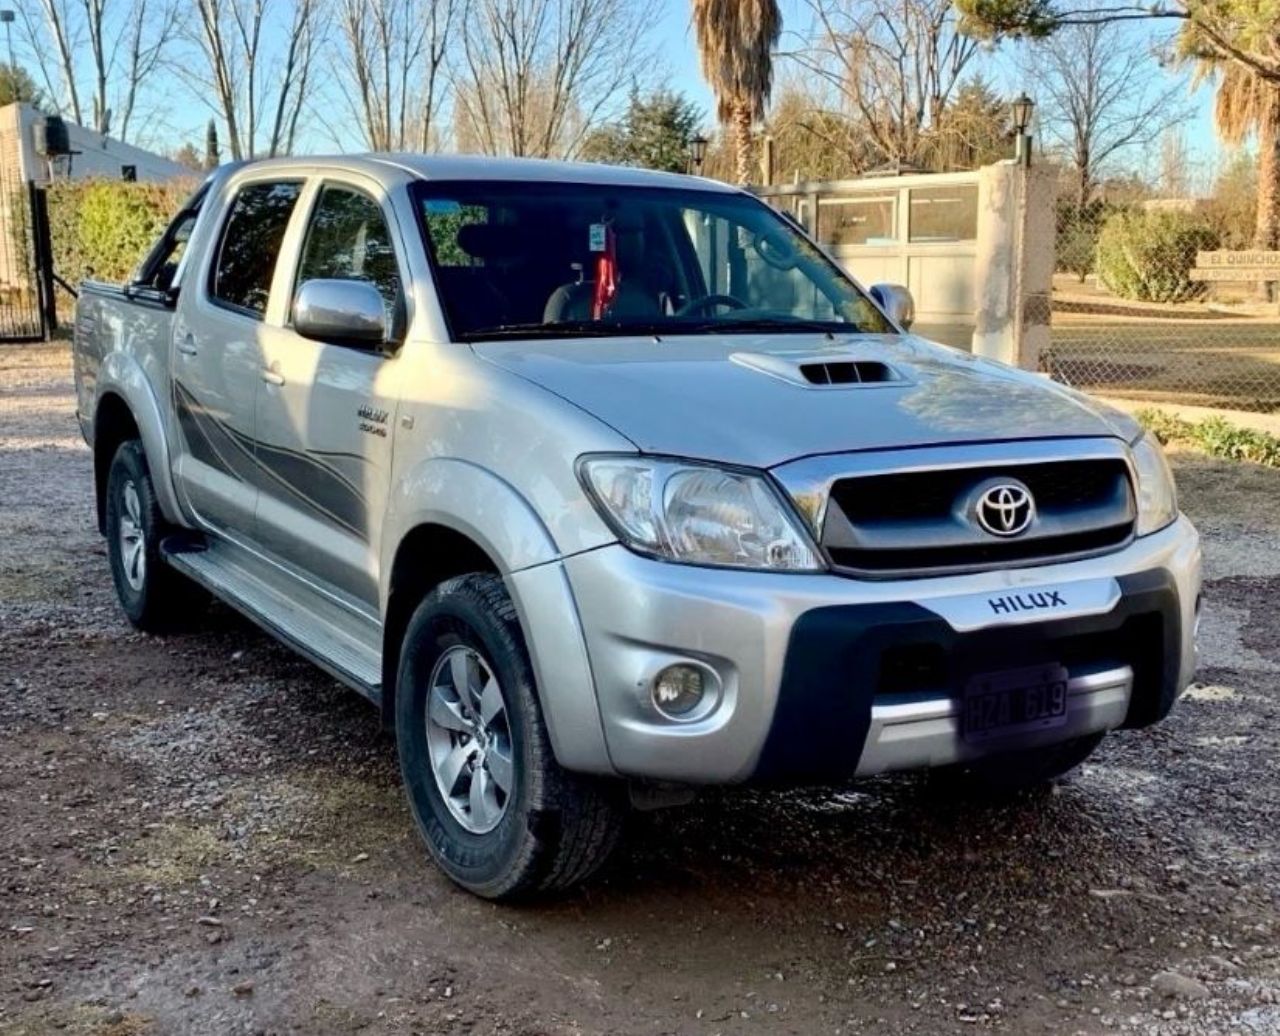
[1043,202,1280,414]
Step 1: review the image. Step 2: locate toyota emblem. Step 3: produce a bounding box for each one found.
[974,481,1035,537]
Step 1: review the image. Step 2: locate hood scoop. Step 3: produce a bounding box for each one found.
[731,351,909,389]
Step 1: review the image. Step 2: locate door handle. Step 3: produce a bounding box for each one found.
[177,335,197,357]
[260,367,285,386]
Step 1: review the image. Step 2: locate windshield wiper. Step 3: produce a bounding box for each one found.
[461,320,673,341]
[677,317,860,335]
[460,316,878,341]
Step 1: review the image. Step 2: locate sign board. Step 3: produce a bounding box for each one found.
[1191,250,1280,282]
[1190,267,1280,282]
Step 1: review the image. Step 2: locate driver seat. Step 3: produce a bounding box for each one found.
[543,279,662,323]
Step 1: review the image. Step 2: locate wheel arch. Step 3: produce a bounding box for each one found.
[379,459,614,774]
[92,353,182,534]
[381,521,501,725]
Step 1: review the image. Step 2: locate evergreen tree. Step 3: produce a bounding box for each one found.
[204,120,221,171]
[581,89,704,173]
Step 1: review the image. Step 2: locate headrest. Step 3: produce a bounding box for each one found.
[456,222,522,262]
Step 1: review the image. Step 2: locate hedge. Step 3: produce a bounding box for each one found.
[1095,209,1219,304]
[48,178,197,290]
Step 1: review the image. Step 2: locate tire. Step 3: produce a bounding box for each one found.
[395,573,624,899]
[934,732,1106,798]
[104,440,203,632]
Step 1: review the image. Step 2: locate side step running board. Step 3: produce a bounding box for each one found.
[162,536,383,705]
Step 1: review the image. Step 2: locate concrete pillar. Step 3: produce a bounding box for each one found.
[971,161,1056,370]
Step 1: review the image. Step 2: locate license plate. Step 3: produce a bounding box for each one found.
[962,664,1070,743]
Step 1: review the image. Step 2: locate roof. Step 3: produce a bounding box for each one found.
[221,152,741,193]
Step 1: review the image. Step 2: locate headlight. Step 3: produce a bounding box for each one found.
[578,456,823,571]
[1130,432,1178,535]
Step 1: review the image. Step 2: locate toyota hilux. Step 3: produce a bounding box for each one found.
[73,155,1201,898]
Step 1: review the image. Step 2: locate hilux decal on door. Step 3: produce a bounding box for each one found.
[174,379,370,541]
[174,380,260,487]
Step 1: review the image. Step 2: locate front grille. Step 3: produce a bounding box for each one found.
[831,460,1128,523]
[821,458,1134,577]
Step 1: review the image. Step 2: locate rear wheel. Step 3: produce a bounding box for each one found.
[104,441,203,632]
[936,732,1106,798]
[395,573,624,899]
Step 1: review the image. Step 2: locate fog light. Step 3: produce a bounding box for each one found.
[652,664,706,718]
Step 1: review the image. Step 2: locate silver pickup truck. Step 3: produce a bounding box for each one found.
[74,155,1201,899]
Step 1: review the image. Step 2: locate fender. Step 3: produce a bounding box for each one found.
[96,350,183,527]
[382,457,614,774]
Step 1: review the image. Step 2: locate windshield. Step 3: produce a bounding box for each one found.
[412,181,894,341]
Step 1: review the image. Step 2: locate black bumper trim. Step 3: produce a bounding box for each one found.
[751,568,1182,783]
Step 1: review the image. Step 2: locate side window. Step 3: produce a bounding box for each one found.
[296,185,402,313]
[210,181,303,317]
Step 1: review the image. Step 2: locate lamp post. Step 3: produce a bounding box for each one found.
[689,134,709,176]
[0,11,15,73]
[1010,93,1035,168]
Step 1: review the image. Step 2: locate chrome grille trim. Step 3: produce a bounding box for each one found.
[770,438,1137,579]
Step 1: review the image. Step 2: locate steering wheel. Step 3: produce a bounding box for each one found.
[675,293,749,318]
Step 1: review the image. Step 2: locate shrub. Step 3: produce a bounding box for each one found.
[48,178,197,289]
[1137,408,1280,466]
[1055,200,1119,281]
[1094,209,1219,303]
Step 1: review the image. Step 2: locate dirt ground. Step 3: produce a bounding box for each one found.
[2,341,1279,1036]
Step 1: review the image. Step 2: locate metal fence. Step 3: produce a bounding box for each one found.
[0,154,53,342]
[1043,204,1280,414]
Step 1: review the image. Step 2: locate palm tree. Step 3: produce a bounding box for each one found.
[1185,43,1280,251]
[691,0,782,185]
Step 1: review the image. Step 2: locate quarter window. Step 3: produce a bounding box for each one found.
[296,185,402,312]
[210,181,303,316]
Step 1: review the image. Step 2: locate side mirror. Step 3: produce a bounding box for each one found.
[869,283,915,330]
[294,279,388,348]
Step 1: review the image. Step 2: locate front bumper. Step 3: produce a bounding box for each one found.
[561,515,1201,784]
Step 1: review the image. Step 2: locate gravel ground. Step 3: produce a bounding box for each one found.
[2,341,1278,1036]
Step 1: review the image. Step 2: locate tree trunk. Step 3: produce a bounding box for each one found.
[732,103,754,186]
[1253,96,1280,301]
[1254,113,1280,252]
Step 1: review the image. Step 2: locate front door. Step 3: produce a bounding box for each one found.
[253,181,406,608]
[171,179,304,536]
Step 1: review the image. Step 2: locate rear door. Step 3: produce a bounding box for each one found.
[171,179,304,537]
[252,178,407,607]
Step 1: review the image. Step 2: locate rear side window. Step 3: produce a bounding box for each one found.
[295,185,402,311]
[210,181,303,317]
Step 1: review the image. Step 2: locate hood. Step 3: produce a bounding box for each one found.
[474,333,1139,469]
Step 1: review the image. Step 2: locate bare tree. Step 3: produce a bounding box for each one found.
[118,1,181,141]
[788,0,983,170]
[188,0,322,160]
[336,0,455,151]
[20,0,83,123]
[1026,18,1191,206]
[451,0,650,159]
[16,0,178,141]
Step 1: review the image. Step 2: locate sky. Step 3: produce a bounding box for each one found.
[16,0,1224,182]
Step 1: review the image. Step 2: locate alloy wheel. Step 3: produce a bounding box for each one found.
[424,644,514,834]
[118,479,146,592]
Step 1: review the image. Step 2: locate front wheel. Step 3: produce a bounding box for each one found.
[395,573,624,899]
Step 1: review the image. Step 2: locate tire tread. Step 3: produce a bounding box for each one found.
[398,572,623,899]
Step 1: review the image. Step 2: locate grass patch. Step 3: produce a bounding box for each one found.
[1137,408,1280,467]
[0,1005,151,1035]
[118,823,229,886]
[245,772,410,871]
